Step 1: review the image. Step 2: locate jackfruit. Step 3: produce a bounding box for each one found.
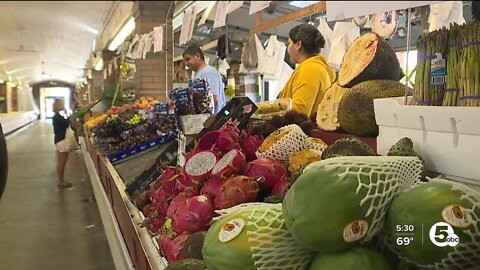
[288,149,323,175]
[337,80,406,137]
[165,259,207,270]
[182,232,206,260]
[321,137,376,160]
[316,83,348,131]
[338,33,402,88]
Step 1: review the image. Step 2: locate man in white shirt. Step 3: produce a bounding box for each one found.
[183,46,226,114]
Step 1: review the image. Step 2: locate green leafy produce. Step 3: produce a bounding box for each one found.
[337,80,406,136]
[309,246,392,270]
[165,259,207,270]
[321,137,376,160]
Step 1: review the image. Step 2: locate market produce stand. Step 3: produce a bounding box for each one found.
[80,131,167,270]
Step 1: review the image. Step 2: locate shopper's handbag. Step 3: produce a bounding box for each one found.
[64,128,79,152]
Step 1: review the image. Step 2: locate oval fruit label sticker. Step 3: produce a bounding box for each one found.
[442,204,473,229]
[218,218,245,243]
[343,220,369,243]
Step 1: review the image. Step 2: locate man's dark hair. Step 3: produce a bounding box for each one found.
[183,46,205,61]
[289,23,326,56]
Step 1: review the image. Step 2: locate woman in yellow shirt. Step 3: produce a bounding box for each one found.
[279,24,336,118]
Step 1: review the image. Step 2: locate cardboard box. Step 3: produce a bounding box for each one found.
[179,113,212,135]
[374,96,480,188]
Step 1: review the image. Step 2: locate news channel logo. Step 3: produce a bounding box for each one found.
[429,222,460,247]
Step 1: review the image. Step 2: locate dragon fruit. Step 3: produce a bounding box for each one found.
[141,203,155,217]
[240,124,263,162]
[244,157,288,191]
[210,149,246,179]
[166,190,199,218]
[194,128,241,156]
[133,187,156,208]
[200,177,224,201]
[172,195,215,234]
[141,210,165,234]
[270,177,293,197]
[160,233,190,263]
[184,151,218,184]
[214,175,260,210]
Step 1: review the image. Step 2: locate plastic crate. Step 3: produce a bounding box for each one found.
[374,96,480,187]
[107,132,177,164]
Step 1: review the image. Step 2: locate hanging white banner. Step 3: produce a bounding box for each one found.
[326,1,443,22]
[249,1,271,15]
[213,1,229,28]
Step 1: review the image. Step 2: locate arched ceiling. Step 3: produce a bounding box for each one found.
[0,1,115,86]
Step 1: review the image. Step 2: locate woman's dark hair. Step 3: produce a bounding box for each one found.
[183,46,205,60]
[289,24,325,55]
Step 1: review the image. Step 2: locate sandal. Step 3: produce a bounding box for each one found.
[57,182,73,188]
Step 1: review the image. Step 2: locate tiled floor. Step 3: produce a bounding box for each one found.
[0,121,115,270]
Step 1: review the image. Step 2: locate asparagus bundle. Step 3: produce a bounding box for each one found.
[413,28,448,106]
[458,21,480,107]
[443,23,461,106]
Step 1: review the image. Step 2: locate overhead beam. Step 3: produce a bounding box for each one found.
[250,1,326,34]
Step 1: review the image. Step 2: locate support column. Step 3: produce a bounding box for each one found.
[133,1,173,100]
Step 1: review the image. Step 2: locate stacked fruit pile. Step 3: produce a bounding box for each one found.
[89,97,177,156]
[200,134,479,270]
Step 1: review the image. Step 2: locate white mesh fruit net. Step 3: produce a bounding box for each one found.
[385,178,480,270]
[305,137,327,153]
[304,156,424,242]
[214,203,316,270]
[256,124,308,163]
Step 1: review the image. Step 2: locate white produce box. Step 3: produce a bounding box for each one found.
[374,96,480,187]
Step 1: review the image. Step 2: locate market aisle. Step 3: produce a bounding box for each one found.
[0,121,115,270]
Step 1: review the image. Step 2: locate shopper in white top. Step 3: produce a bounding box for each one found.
[183,46,226,114]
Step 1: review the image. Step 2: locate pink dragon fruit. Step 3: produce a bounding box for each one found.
[184,151,218,184]
[140,210,165,234]
[141,203,155,217]
[200,177,224,201]
[166,190,199,218]
[172,195,215,234]
[244,157,288,191]
[214,175,260,210]
[159,233,190,263]
[194,128,241,156]
[240,124,263,162]
[210,149,247,179]
[270,177,293,196]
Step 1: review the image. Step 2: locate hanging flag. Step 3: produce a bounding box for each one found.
[249,1,271,15]
[213,1,229,28]
[153,26,163,53]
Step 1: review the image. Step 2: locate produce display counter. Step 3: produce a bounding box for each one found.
[81,132,168,270]
[0,111,38,135]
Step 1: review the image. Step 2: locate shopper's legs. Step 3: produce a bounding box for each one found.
[56,151,71,187]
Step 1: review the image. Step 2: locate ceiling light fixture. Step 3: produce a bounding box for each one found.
[0,80,4,84]
[108,17,136,51]
[94,58,104,71]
